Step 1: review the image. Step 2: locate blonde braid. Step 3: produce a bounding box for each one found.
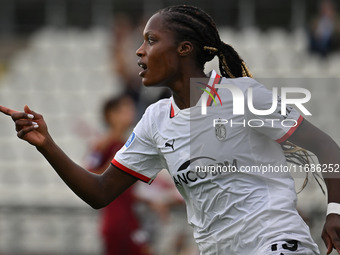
[241,62,253,78]
[203,45,252,78]
[203,46,218,55]
[281,141,325,194]
[218,52,236,78]
[203,45,235,78]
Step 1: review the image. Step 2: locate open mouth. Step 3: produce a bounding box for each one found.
[138,61,147,76]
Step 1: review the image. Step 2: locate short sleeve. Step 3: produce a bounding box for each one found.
[112,107,166,184]
[245,81,304,143]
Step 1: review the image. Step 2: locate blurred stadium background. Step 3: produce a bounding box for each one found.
[0,0,339,254]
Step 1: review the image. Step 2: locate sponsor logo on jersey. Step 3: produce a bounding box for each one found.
[173,157,238,187]
[164,139,175,151]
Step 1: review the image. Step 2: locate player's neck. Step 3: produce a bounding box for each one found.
[171,69,206,110]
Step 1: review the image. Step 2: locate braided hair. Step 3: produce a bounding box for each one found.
[158,5,252,78]
[157,5,324,193]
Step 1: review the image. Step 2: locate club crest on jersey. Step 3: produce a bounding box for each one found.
[214,119,227,140]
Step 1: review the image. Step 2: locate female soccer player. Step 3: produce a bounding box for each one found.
[1,5,340,255]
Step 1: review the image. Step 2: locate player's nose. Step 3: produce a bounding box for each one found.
[136,42,145,57]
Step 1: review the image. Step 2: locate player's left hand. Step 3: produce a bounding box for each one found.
[322,214,340,254]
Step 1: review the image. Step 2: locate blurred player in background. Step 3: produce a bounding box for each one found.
[308,0,340,57]
[135,169,199,255]
[1,5,340,255]
[85,94,150,255]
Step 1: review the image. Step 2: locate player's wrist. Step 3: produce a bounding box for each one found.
[36,134,55,153]
[327,202,340,216]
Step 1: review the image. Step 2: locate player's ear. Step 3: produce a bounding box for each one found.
[177,41,193,57]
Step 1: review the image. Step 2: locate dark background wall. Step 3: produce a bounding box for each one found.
[0,0,329,37]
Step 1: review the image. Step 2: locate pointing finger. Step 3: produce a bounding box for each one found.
[0,105,18,116]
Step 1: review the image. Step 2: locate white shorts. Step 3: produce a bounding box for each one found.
[259,240,320,255]
[198,239,320,255]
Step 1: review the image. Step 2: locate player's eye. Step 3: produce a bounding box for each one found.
[147,37,156,45]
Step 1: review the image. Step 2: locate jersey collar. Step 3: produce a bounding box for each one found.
[169,96,181,118]
[169,70,221,118]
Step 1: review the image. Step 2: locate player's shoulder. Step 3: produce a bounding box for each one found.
[134,97,171,136]
[143,97,171,120]
[220,76,263,91]
[145,97,171,112]
[220,77,272,102]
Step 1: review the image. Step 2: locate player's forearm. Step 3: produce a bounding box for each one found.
[312,136,340,203]
[36,136,108,209]
[289,120,340,203]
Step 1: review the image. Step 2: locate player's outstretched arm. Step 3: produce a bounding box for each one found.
[289,119,340,255]
[0,105,137,209]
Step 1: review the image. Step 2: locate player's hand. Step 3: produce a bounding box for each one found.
[0,105,50,147]
[322,214,340,254]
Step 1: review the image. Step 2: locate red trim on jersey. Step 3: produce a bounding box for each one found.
[170,103,175,118]
[207,74,221,106]
[111,159,152,184]
[276,115,304,144]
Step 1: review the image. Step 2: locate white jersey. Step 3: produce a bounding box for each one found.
[112,70,320,255]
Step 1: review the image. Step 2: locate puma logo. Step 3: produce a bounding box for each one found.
[165,139,175,151]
